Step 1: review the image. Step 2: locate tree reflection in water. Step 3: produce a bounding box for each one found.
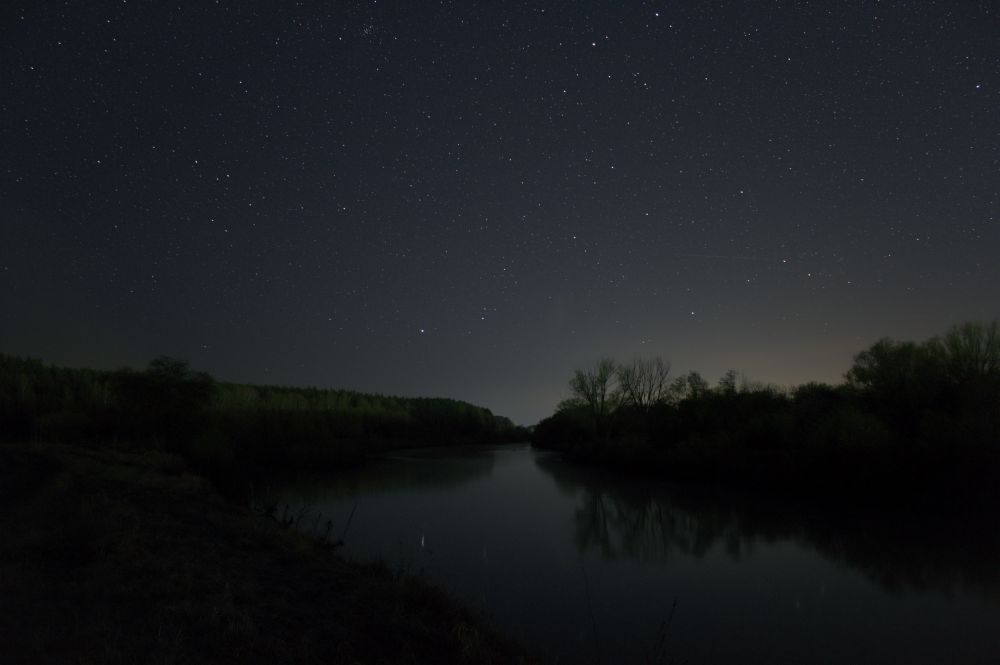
[535,451,1000,604]
[281,446,498,502]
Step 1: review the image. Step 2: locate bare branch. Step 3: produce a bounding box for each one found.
[617,356,671,411]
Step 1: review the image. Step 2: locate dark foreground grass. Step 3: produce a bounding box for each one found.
[0,442,531,665]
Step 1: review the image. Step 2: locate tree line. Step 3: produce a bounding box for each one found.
[533,321,1000,503]
[0,354,527,479]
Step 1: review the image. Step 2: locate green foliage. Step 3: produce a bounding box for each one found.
[0,355,117,442]
[0,354,528,478]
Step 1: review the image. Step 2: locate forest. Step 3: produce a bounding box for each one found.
[0,354,527,483]
[532,321,1000,505]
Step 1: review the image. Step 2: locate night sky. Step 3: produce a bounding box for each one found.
[2,2,998,424]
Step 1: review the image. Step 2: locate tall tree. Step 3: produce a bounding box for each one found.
[669,371,710,402]
[569,358,621,439]
[935,321,1000,383]
[617,356,671,411]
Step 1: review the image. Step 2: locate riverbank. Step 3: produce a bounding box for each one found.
[0,442,531,664]
[0,354,529,483]
[535,323,1000,509]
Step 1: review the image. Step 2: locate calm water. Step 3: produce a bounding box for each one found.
[280,444,1000,664]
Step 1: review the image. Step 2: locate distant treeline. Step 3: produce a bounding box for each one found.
[532,321,1000,504]
[0,354,527,476]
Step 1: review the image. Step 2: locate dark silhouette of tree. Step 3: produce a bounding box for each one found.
[113,356,215,444]
[846,338,935,394]
[569,358,621,440]
[716,369,739,395]
[845,338,944,437]
[934,321,1000,383]
[617,356,671,412]
[669,371,709,401]
[533,320,1000,501]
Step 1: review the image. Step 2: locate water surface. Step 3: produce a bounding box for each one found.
[280,444,1000,664]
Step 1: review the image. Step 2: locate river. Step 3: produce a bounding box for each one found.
[279,444,1000,664]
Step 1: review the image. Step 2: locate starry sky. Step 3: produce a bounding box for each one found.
[2,1,998,424]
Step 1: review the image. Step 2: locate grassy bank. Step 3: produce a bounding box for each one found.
[0,441,531,664]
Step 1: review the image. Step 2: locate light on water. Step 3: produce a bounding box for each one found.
[281,445,1000,664]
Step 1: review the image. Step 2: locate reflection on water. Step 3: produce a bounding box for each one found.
[287,444,498,502]
[535,452,1000,603]
[280,445,1000,664]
